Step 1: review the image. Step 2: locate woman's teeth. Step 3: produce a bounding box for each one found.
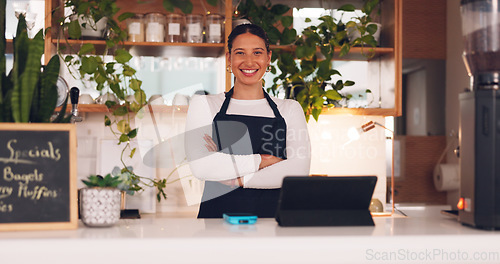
[241,69,258,73]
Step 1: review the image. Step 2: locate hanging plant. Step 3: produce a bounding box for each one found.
[236,0,380,121]
[56,0,170,201]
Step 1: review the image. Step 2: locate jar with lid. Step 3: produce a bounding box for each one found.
[166,13,184,43]
[145,13,166,42]
[127,14,144,42]
[206,14,224,43]
[186,14,203,43]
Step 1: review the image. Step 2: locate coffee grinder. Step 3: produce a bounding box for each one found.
[458,0,500,229]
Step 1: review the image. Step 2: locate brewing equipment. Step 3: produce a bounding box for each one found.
[458,0,500,229]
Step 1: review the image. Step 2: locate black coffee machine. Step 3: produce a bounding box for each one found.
[458,0,500,230]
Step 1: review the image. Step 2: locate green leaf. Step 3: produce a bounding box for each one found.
[281,28,297,45]
[117,120,131,134]
[118,12,135,22]
[119,134,129,143]
[339,43,350,57]
[206,0,218,7]
[104,115,111,126]
[14,29,44,122]
[281,16,293,28]
[267,27,281,45]
[129,78,142,91]
[115,49,132,64]
[109,82,124,99]
[37,55,60,122]
[367,23,378,35]
[68,20,81,39]
[113,106,128,116]
[363,0,379,16]
[80,56,98,74]
[128,128,138,139]
[345,80,355,86]
[122,65,136,76]
[129,147,137,158]
[317,60,332,80]
[78,43,95,55]
[163,0,174,12]
[134,90,147,104]
[325,90,342,101]
[312,108,322,122]
[270,4,290,16]
[361,35,377,47]
[305,18,311,23]
[312,96,324,108]
[366,89,372,93]
[64,55,74,62]
[338,4,356,12]
[105,100,117,108]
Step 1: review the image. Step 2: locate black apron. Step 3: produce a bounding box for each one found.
[197,88,287,218]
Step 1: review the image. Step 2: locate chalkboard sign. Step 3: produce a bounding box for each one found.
[0,123,77,231]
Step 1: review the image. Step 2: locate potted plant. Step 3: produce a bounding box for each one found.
[79,173,124,227]
[0,7,69,122]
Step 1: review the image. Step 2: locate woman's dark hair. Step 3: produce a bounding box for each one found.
[227,23,270,53]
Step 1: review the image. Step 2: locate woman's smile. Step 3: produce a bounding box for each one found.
[241,69,259,76]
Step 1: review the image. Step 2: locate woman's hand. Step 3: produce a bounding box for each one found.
[219,178,243,187]
[259,154,283,169]
[203,134,217,152]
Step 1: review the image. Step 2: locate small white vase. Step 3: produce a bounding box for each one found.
[80,187,121,227]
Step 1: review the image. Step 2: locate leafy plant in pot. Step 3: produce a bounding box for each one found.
[57,1,172,202]
[80,173,124,227]
[0,7,69,123]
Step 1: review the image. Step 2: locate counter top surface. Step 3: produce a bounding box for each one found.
[1,205,499,264]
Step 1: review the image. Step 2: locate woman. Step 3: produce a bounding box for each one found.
[185,24,311,218]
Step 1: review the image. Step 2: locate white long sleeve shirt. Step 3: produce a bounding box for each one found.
[185,92,311,189]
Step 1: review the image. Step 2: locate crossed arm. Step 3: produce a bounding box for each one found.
[185,95,311,189]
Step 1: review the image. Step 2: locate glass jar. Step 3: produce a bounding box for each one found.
[166,13,184,43]
[206,14,224,43]
[145,13,166,42]
[186,14,203,43]
[127,14,144,42]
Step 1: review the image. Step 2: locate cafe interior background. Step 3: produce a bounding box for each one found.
[3,0,461,215]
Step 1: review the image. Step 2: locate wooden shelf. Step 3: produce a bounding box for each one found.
[56,104,188,113]
[270,45,394,61]
[6,39,13,54]
[322,107,398,116]
[52,39,225,57]
[57,104,393,116]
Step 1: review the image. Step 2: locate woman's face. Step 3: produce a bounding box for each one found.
[227,32,272,87]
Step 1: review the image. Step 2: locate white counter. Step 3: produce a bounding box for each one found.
[1,206,500,264]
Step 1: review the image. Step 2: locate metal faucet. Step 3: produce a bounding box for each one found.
[70,87,83,123]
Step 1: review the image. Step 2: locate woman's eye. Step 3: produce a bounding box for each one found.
[254,51,262,55]
[235,51,244,55]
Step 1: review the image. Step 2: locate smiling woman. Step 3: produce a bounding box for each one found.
[185,24,311,219]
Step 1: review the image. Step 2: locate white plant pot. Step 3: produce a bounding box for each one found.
[80,187,121,227]
[71,15,108,39]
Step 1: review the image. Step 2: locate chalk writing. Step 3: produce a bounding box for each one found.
[17,182,57,200]
[0,139,61,164]
[0,201,13,213]
[3,166,43,185]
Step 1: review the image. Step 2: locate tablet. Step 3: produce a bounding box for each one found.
[275,176,378,227]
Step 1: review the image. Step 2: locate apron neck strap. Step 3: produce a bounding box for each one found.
[219,87,283,119]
